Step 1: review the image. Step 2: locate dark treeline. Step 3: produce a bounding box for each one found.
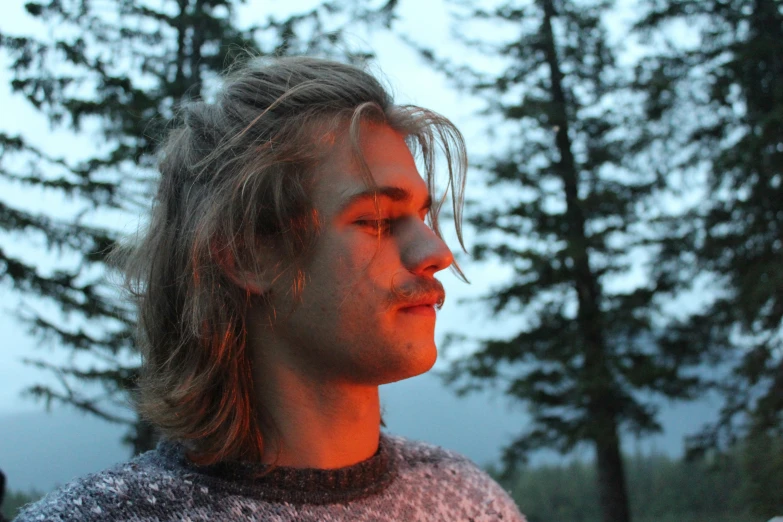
[494,431,783,522]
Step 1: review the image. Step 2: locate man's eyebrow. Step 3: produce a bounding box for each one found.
[339,186,433,213]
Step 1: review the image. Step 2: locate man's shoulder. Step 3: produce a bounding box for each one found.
[383,433,472,468]
[14,449,181,521]
[383,434,527,521]
[383,432,498,481]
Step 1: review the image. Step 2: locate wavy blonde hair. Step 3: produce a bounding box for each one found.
[121,56,468,465]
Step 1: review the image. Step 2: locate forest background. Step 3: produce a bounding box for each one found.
[0,0,781,521]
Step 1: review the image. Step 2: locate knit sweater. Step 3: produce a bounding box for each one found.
[15,434,526,521]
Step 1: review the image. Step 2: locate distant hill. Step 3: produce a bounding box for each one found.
[0,409,130,493]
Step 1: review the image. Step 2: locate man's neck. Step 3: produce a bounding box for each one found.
[253,363,382,469]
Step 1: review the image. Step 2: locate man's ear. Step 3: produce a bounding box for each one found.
[211,239,278,295]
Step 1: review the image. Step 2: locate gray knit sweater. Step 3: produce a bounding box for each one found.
[15,434,526,521]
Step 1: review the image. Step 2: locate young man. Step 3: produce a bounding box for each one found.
[17,57,526,521]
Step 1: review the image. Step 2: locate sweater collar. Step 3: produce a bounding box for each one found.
[157,433,396,505]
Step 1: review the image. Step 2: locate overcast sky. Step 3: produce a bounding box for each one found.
[0,0,721,493]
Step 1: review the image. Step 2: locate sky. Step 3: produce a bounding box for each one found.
[0,0,722,494]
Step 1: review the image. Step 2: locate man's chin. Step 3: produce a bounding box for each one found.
[381,344,438,384]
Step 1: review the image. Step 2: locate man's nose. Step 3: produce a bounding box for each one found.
[403,220,454,277]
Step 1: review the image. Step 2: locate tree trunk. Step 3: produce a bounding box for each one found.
[174,0,189,90]
[538,1,632,520]
[594,413,632,522]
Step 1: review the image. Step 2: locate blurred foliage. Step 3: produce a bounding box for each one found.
[1,488,43,521]
[406,1,711,520]
[0,0,395,454]
[403,0,783,520]
[632,0,783,455]
[489,437,783,522]
[739,430,783,517]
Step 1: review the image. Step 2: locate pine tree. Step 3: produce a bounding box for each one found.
[632,0,783,453]
[409,1,709,521]
[0,0,393,454]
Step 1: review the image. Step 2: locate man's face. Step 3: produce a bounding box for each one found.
[262,122,454,386]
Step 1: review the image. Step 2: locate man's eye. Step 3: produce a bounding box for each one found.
[356,219,392,234]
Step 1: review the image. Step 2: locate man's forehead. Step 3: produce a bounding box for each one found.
[311,122,430,212]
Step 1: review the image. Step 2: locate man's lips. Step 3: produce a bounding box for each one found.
[399,304,437,316]
[398,296,440,316]
[394,284,445,316]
